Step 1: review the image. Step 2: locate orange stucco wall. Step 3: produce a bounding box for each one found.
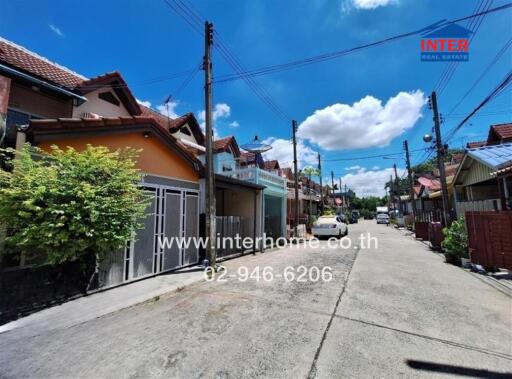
[37,133,199,182]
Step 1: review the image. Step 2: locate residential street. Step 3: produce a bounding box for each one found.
[1,221,511,378]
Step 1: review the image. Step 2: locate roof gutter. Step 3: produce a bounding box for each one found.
[0,63,87,105]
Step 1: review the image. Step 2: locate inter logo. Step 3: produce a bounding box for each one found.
[420,23,472,62]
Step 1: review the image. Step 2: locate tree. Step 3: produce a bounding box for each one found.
[0,144,148,265]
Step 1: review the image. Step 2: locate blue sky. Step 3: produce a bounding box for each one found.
[1,0,511,196]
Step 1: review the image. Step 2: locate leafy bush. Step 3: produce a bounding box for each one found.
[0,144,148,265]
[322,207,335,216]
[441,217,469,264]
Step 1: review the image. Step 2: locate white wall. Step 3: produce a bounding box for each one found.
[73,89,130,118]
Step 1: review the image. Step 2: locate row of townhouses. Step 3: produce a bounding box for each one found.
[0,36,331,299]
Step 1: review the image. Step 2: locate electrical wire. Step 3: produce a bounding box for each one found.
[434,0,493,96]
[212,3,512,83]
[322,147,428,162]
[445,69,512,141]
[163,0,291,123]
[445,37,512,117]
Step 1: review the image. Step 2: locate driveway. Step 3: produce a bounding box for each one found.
[0,221,510,378]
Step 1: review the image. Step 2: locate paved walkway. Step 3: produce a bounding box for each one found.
[0,221,510,378]
[314,222,512,378]
[0,266,205,337]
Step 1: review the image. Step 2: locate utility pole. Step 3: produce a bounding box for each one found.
[339,178,342,210]
[331,171,335,208]
[318,153,323,214]
[344,183,348,209]
[292,120,299,237]
[203,21,216,267]
[389,175,393,209]
[431,91,450,225]
[393,163,402,215]
[404,140,417,220]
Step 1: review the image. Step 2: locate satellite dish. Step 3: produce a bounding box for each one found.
[240,135,272,153]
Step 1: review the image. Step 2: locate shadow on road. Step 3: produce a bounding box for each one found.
[406,359,512,378]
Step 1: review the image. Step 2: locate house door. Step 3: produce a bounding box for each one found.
[125,185,199,282]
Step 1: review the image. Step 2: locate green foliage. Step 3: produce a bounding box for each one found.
[307,214,318,227]
[322,207,336,216]
[360,209,373,219]
[351,196,386,212]
[0,144,148,265]
[441,217,469,263]
[302,166,320,178]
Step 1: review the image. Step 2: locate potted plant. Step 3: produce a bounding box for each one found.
[441,217,469,266]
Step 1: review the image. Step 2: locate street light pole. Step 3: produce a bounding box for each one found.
[393,163,402,215]
[404,140,417,220]
[318,153,323,214]
[430,91,450,225]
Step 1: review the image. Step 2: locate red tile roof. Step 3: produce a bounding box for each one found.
[466,140,487,148]
[491,123,512,140]
[139,106,205,146]
[77,71,141,115]
[264,160,280,170]
[0,37,86,88]
[26,116,203,171]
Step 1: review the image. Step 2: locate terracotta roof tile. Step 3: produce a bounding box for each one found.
[0,37,86,88]
[491,123,512,140]
[264,160,279,170]
[466,140,487,148]
[214,136,234,151]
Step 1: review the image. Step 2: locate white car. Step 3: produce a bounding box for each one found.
[376,213,390,224]
[312,215,348,238]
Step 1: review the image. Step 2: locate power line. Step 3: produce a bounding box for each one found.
[445,70,512,141]
[446,36,512,116]
[322,147,428,162]
[213,3,512,83]
[163,0,291,123]
[434,0,493,95]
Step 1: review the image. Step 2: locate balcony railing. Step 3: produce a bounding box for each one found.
[229,167,287,193]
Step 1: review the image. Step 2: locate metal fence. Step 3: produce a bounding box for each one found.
[215,216,244,259]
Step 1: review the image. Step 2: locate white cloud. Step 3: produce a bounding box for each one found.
[345,165,362,171]
[297,90,426,150]
[372,165,380,170]
[352,0,398,9]
[49,24,64,37]
[198,103,232,138]
[262,137,318,169]
[229,121,240,128]
[341,167,404,197]
[136,99,152,108]
[156,101,179,119]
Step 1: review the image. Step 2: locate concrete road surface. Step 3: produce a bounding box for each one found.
[0,221,510,378]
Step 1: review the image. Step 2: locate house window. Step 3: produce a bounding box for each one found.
[98,91,120,106]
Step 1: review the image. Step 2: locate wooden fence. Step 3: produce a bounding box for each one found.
[465,211,512,270]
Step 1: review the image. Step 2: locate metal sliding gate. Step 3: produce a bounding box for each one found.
[99,183,199,288]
